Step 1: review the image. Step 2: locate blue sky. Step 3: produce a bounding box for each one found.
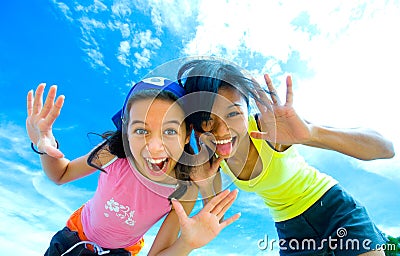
[1,0,400,255]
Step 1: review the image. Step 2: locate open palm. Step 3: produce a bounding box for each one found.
[26,83,65,158]
[172,189,240,249]
[251,74,312,145]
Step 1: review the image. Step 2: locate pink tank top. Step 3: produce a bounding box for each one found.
[81,158,175,248]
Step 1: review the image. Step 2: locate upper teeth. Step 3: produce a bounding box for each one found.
[213,138,232,145]
[147,158,167,164]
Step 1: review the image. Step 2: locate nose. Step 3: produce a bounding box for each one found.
[146,135,165,155]
[212,115,230,137]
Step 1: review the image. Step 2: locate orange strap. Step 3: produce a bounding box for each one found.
[66,205,144,255]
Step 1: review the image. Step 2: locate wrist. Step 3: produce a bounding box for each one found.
[31,140,59,155]
[174,236,194,255]
[198,183,215,197]
[305,123,320,144]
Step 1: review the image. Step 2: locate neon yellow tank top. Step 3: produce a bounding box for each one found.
[220,116,338,222]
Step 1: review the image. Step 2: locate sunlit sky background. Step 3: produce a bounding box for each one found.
[1,0,399,255]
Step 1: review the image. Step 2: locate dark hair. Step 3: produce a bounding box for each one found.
[87,89,193,200]
[177,58,267,133]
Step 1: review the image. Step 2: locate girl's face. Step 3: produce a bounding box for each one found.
[199,87,249,158]
[127,98,188,183]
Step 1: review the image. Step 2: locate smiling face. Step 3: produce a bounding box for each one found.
[127,98,188,183]
[199,86,249,158]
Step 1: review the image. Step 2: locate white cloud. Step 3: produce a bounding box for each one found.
[134,49,152,70]
[120,23,131,38]
[111,0,133,17]
[379,225,400,239]
[84,48,110,71]
[118,40,131,66]
[0,121,94,255]
[133,0,198,34]
[184,0,299,61]
[79,16,107,30]
[129,30,162,72]
[51,0,73,21]
[132,30,162,49]
[353,155,400,183]
[75,0,108,13]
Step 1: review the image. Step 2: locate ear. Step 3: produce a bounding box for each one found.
[185,134,190,144]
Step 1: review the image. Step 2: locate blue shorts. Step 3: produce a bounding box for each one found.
[275,184,387,256]
[44,227,131,256]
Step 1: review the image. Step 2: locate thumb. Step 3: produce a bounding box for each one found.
[171,199,188,224]
[250,131,269,140]
[45,146,65,159]
[211,156,224,170]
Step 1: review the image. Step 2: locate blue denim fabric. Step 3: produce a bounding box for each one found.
[275,185,387,256]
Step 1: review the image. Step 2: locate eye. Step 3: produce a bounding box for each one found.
[227,111,240,118]
[164,129,178,135]
[134,128,148,135]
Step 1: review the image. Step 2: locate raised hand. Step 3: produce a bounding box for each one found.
[250,74,311,146]
[172,189,240,250]
[26,83,65,158]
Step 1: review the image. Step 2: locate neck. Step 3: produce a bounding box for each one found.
[226,134,260,180]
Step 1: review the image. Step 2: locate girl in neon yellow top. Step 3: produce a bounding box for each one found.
[178,57,394,256]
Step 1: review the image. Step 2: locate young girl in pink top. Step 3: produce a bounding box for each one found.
[26,77,240,255]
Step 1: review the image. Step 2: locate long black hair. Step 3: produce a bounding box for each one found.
[177,58,268,133]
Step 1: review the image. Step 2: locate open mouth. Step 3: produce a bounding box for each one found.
[145,157,169,177]
[211,137,236,156]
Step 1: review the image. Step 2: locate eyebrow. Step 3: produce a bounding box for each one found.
[228,103,243,109]
[129,120,182,126]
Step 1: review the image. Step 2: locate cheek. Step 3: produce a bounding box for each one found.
[128,136,144,156]
[227,117,248,135]
[163,135,186,157]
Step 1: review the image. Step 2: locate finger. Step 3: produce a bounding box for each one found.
[252,78,274,110]
[250,131,269,140]
[201,189,230,213]
[45,146,65,159]
[40,85,58,118]
[43,95,65,128]
[219,212,241,229]
[211,156,224,170]
[255,98,272,115]
[196,142,213,165]
[212,189,238,217]
[27,90,34,116]
[285,75,293,106]
[264,74,281,105]
[171,199,188,224]
[33,83,46,115]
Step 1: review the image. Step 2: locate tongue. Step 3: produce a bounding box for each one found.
[151,162,164,172]
[216,143,233,156]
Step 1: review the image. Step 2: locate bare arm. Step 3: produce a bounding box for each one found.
[250,74,395,160]
[148,189,240,256]
[304,124,395,160]
[148,199,195,256]
[26,84,114,184]
[39,153,95,184]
